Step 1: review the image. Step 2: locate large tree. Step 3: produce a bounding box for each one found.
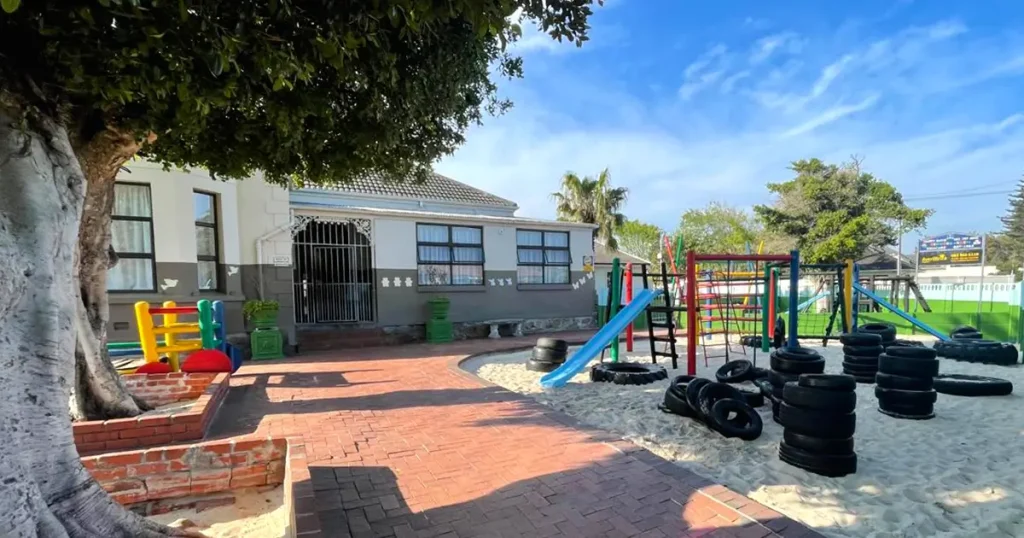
[676,201,763,255]
[0,1,598,535]
[552,168,628,248]
[754,158,931,263]
[988,178,1024,275]
[615,219,662,262]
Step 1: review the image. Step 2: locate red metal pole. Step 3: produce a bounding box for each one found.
[625,263,634,351]
[686,250,697,375]
[768,270,777,335]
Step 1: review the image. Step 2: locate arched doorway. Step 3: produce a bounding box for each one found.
[292,217,374,324]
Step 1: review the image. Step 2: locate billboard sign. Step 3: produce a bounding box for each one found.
[917,233,984,267]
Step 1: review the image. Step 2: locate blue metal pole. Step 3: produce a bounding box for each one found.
[788,250,799,347]
[852,264,860,331]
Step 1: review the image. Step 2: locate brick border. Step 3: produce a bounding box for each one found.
[450,343,824,538]
[74,372,231,455]
[286,439,323,537]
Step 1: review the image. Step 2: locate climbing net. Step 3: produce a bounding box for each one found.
[779,263,848,344]
[694,260,768,364]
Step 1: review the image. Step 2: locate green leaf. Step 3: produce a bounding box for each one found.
[1,0,20,14]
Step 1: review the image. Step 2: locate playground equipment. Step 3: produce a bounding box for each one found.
[131,299,228,371]
[852,282,948,341]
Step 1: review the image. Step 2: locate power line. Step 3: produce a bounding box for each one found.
[904,190,1014,202]
[902,180,1019,201]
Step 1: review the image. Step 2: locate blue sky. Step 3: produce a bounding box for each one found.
[436,0,1024,248]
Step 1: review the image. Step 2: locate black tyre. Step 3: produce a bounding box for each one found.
[670,375,697,390]
[840,332,883,346]
[878,354,939,378]
[532,347,567,363]
[858,322,897,341]
[768,370,799,387]
[875,386,937,406]
[884,345,937,360]
[875,372,934,391]
[784,431,855,455]
[779,442,857,477]
[783,383,857,413]
[843,355,879,366]
[716,360,754,383]
[952,331,983,340]
[771,354,826,375]
[535,337,569,351]
[661,385,695,417]
[890,339,925,348]
[878,400,934,420]
[850,374,876,384]
[775,346,823,361]
[590,362,668,385]
[798,374,857,392]
[772,400,782,424]
[685,378,712,420]
[933,374,1013,397]
[778,402,856,438]
[843,344,884,357]
[950,325,978,338]
[751,367,772,380]
[708,399,763,441]
[697,382,746,420]
[526,358,560,372]
[734,386,765,408]
[754,378,776,399]
[842,361,878,376]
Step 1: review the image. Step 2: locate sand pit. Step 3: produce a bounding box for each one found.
[148,486,288,538]
[464,340,1024,538]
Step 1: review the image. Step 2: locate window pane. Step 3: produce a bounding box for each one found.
[451,227,481,244]
[107,258,153,291]
[418,245,450,262]
[113,184,152,217]
[112,220,152,254]
[194,192,216,224]
[517,266,543,284]
[544,232,569,247]
[417,224,448,243]
[453,247,483,263]
[544,266,570,284]
[517,248,543,264]
[516,230,543,246]
[418,264,451,285]
[545,249,570,264]
[451,265,483,285]
[198,261,218,290]
[196,226,217,257]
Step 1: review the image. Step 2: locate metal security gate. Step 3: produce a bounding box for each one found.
[293,217,374,324]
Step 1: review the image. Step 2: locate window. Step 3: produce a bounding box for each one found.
[416,224,484,286]
[108,183,156,291]
[517,230,570,284]
[194,191,220,291]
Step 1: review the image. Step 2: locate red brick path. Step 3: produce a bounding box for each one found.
[210,333,823,538]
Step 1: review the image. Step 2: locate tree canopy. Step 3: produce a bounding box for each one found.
[553,168,628,249]
[754,158,931,263]
[615,218,663,262]
[676,201,763,255]
[988,177,1024,275]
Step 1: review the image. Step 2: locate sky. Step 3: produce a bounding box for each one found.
[436,0,1024,249]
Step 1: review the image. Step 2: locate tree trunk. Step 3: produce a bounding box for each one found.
[71,128,155,420]
[0,111,199,536]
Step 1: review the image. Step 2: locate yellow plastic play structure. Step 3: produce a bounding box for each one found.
[133,300,224,372]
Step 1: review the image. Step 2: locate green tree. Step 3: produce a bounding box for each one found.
[988,178,1024,275]
[615,219,663,262]
[0,1,598,534]
[552,168,628,249]
[677,202,763,254]
[754,158,931,263]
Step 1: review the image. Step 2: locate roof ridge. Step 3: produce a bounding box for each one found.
[428,171,518,208]
[299,170,519,208]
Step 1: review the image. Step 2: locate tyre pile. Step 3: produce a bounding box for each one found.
[777,374,858,477]
[876,345,939,420]
[840,332,884,383]
[526,338,567,372]
[660,364,764,441]
[767,346,825,422]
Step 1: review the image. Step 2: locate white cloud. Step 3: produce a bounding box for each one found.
[679,45,729,100]
[780,94,880,138]
[750,32,804,63]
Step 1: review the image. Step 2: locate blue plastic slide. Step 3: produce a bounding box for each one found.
[540,288,663,388]
[797,290,830,312]
[852,282,949,341]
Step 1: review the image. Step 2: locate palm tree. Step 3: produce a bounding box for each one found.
[552,168,628,249]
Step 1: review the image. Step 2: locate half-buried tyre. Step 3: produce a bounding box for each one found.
[526,359,560,372]
[708,399,763,441]
[783,431,854,456]
[778,402,856,438]
[779,441,857,477]
[858,322,897,343]
[716,360,754,383]
[783,383,857,413]
[933,374,1013,397]
[590,362,668,385]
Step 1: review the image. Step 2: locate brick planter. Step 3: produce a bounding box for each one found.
[74,372,230,455]
[82,436,321,536]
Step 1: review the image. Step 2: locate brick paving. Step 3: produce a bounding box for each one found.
[210,333,823,538]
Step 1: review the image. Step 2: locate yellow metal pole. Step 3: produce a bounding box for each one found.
[135,302,158,364]
[162,301,180,371]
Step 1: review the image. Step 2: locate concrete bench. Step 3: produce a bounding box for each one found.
[481,318,524,339]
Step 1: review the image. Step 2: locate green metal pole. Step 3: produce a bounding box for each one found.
[762,264,771,353]
[610,257,622,362]
[198,299,214,349]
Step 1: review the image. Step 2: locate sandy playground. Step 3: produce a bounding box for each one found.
[463,338,1024,538]
[149,486,288,538]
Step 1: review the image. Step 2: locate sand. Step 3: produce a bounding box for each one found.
[142,400,195,417]
[148,486,288,538]
[464,339,1024,538]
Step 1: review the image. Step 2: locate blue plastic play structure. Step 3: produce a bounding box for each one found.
[797,290,830,312]
[853,282,949,341]
[540,288,663,388]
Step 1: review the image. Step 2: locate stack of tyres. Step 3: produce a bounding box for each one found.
[768,347,825,423]
[876,345,939,420]
[777,374,858,477]
[841,332,884,383]
[526,338,567,372]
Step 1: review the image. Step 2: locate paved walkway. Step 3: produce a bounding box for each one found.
[210,333,821,538]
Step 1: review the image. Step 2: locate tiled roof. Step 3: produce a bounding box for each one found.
[301,171,518,209]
